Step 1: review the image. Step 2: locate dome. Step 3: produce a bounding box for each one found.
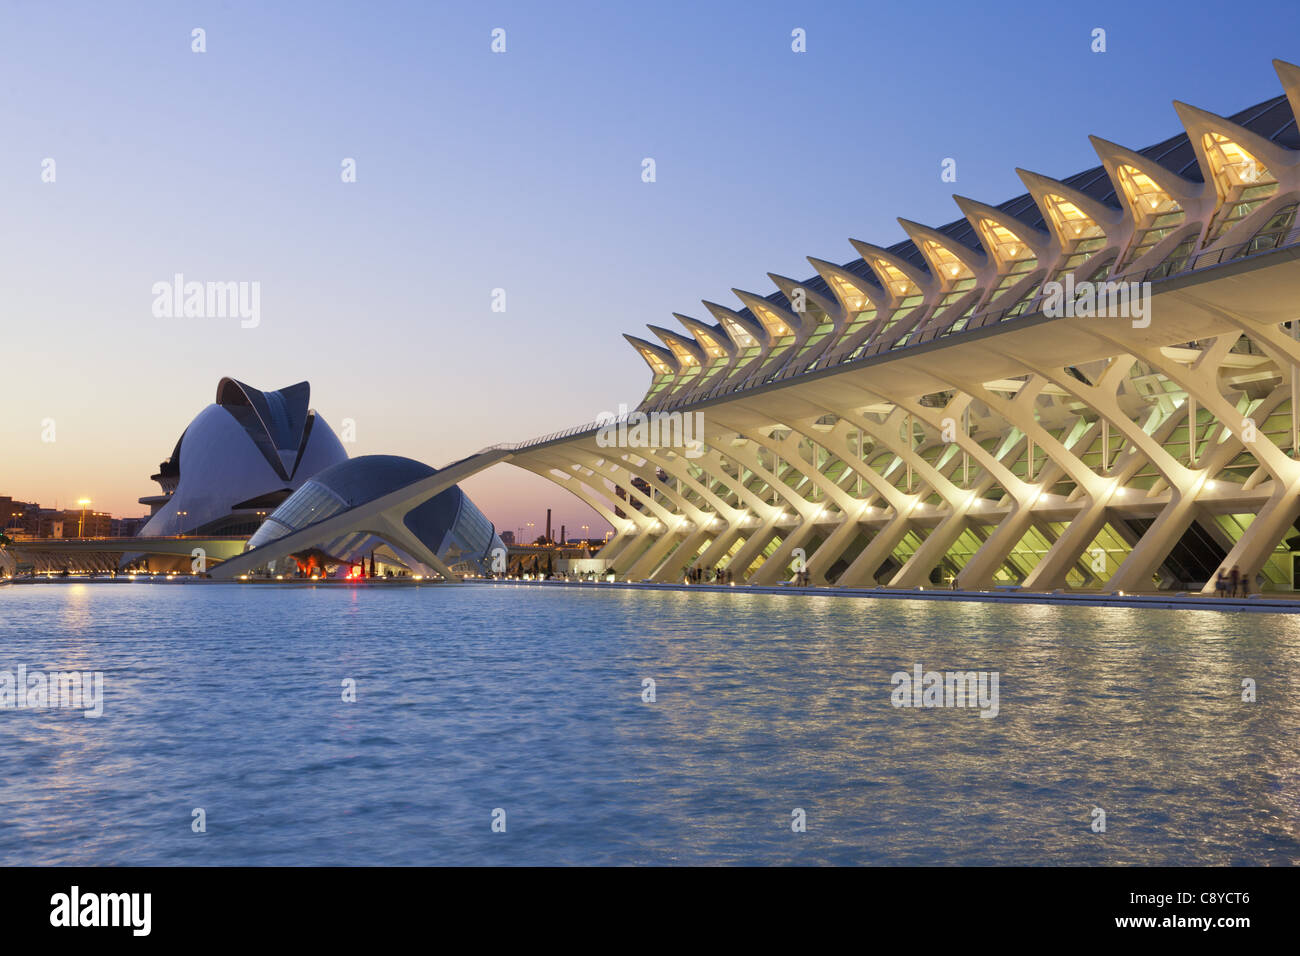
[247,455,504,575]
[296,456,436,509]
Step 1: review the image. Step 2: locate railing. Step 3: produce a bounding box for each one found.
[1187,224,1300,270]
[475,416,630,455]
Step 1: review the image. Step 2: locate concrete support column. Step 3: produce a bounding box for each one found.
[748,518,824,585]
[836,512,914,587]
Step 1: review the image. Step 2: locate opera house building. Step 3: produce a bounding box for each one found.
[9,377,504,580]
[138,377,349,538]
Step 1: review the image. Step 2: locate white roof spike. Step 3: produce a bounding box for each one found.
[1274,59,1300,132]
[846,239,933,300]
[731,288,806,337]
[1172,99,1295,196]
[674,313,736,357]
[1015,168,1126,233]
[896,218,990,280]
[767,272,843,324]
[1088,134,1209,218]
[702,300,766,344]
[623,334,679,375]
[805,256,886,315]
[950,197,1053,263]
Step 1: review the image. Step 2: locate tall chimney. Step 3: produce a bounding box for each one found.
[546,509,552,544]
[560,524,566,545]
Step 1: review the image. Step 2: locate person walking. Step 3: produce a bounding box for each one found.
[1229,565,1241,598]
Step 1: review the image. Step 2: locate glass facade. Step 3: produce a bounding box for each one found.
[245,455,503,575]
[246,480,348,549]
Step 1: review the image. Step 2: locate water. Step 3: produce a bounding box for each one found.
[1,581,1298,865]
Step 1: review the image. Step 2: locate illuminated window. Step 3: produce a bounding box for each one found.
[698,362,729,387]
[979,220,1035,266]
[865,295,925,349]
[1117,165,1181,217]
[922,240,973,283]
[1230,202,1298,259]
[749,302,794,339]
[1115,164,1185,268]
[936,277,978,309]
[838,306,877,340]
[940,299,983,337]
[1056,236,1108,274]
[1204,133,1277,194]
[869,259,919,299]
[1203,133,1279,241]
[825,273,873,313]
[976,218,1038,302]
[663,341,701,393]
[795,318,837,358]
[1003,281,1042,318]
[719,316,757,349]
[1089,256,1116,282]
[645,373,675,399]
[1043,194,1105,243]
[693,330,727,360]
[1146,235,1197,280]
[639,349,672,375]
[1041,193,1109,282]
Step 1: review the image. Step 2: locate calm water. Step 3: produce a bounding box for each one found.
[1,581,1298,865]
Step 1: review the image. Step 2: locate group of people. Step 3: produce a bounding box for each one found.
[685,566,735,584]
[682,566,814,586]
[1214,565,1250,598]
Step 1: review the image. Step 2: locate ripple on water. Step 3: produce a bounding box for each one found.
[0,583,1298,864]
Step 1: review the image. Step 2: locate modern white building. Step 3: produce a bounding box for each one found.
[469,59,1300,594]
[139,377,348,537]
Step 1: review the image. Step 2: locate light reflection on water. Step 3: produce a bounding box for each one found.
[0,582,1297,865]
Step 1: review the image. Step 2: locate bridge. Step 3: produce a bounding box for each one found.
[2,536,249,574]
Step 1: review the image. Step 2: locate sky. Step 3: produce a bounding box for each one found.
[3,0,1300,539]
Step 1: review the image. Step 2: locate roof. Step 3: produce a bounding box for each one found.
[743,93,1299,315]
[301,455,436,508]
[215,377,313,479]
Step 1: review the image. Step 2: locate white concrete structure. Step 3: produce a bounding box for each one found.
[487,61,1300,594]
[139,378,348,537]
[196,61,1300,594]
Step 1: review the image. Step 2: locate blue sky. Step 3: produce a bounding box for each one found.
[4,0,1299,537]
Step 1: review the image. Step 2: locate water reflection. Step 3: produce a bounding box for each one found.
[0,583,1296,865]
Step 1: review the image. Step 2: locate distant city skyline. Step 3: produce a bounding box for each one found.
[4,0,1299,535]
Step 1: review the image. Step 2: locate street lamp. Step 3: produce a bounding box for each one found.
[175,510,189,535]
[76,499,91,537]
